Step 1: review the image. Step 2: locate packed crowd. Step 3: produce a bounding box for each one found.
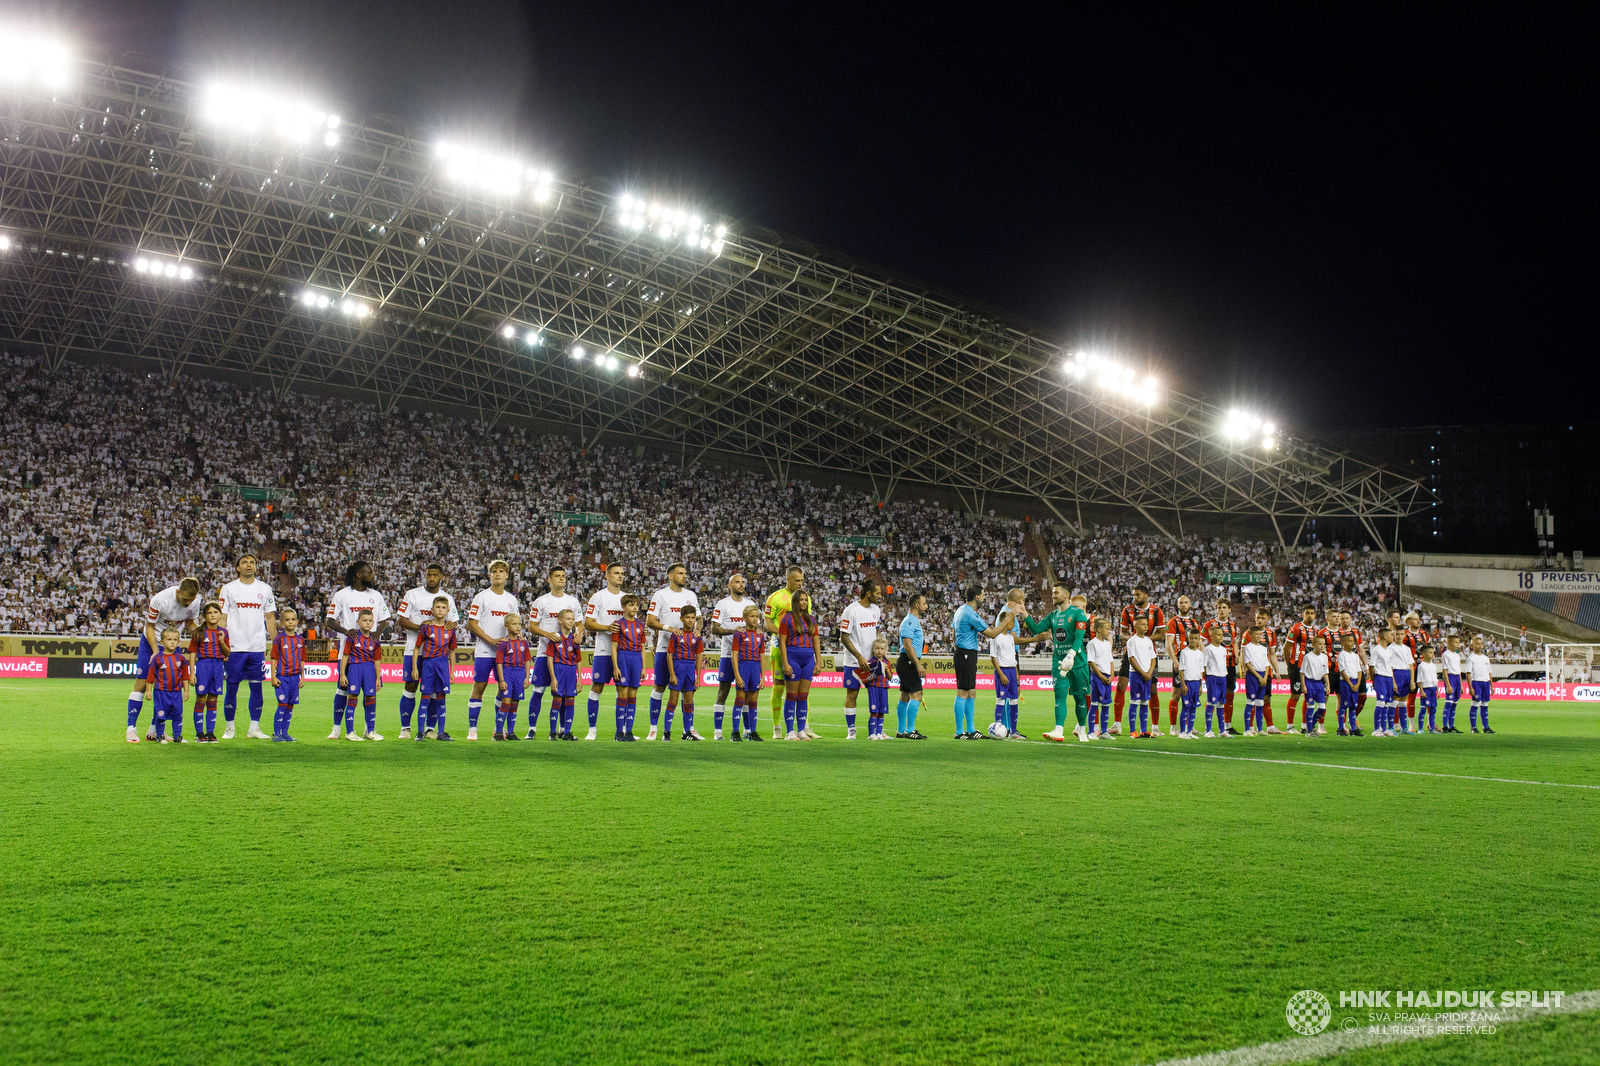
[0,352,1542,660]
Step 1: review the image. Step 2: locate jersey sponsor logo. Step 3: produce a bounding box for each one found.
[234,601,265,610]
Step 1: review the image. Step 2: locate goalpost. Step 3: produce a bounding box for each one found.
[1542,644,1599,700]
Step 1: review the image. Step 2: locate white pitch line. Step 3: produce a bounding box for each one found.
[1147,989,1600,1066]
[1081,742,1600,790]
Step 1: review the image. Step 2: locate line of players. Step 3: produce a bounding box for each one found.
[121,556,1499,744]
[124,555,904,744]
[1076,586,1498,740]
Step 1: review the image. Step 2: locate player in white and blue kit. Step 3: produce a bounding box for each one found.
[708,572,756,741]
[838,579,884,740]
[129,576,203,742]
[645,564,698,741]
[467,561,519,733]
[1467,635,1495,733]
[529,566,582,739]
[396,563,456,739]
[217,554,277,740]
[584,562,628,738]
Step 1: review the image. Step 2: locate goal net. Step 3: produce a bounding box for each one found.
[1543,644,1600,699]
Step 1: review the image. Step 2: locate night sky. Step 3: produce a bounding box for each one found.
[74,2,1594,430]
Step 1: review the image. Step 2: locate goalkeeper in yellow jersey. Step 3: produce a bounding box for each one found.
[765,566,807,739]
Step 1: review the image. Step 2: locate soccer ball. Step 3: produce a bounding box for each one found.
[986,721,1010,740]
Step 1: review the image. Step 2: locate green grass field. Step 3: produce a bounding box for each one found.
[1,680,1596,1065]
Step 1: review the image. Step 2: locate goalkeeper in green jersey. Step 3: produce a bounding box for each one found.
[1023,582,1092,742]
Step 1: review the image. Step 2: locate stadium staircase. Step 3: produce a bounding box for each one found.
[1025,525,1055,590]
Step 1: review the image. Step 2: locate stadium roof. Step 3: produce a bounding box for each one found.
[0,54,1434,547]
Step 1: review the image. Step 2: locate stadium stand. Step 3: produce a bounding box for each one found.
[1,352,1541,660]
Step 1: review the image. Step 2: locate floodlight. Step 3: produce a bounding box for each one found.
[162,263,176,277]
[135,258,149,273]
[502,325,516,338]
[317,295,330,308]
[715,224,727,237]
[1262,421,1275,434]
[710,240,723,255]
[0,30,73,87]
[324,131,338,147]
[0,235,9,251]
[326,115,340,129]
[627,365,639,378]
[689,215,702,229]
[526,330,541,346]
[572,344,585,360]
[648,203,661,218]
[178,266,193,280]
[1262,437,1276,450]
[533,186,551,203]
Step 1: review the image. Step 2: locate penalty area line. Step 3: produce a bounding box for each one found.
[1147,989,1600,1066]
[1080,743,1600,791]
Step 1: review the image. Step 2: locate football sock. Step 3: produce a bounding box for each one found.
[587,693,600,728]
[333,689,347,728]
[1140,702,1150,733]
[663,701,675,736]
[154,711,166,738]
[126,691,144,727]
[468,698,482,728]
[713,702,726,732]
[1009,700,1019,733]
[399,690,416,728]
[845,707,856,731]
[562,698,576,734]
[436,700,447,732]
[223,680,239,722]
[1113,688,1126,723]
[1480,705,1489,729]
[994,698,1007,724]
[683,702,695,734]
[277,702,292,737]
[649,690,663,727]
[797,699,808,732]
[1073,695,1087,729]
[247,682,263,723]
[364,695,377,733]
[1262,694,1273,727]
[194,709,206,735]
[616,699,627,734]
[895,698,907,732]
[205,697,217,734]
[495,704,507,733]
[783,699,796,733]
[908,699,921,732]
[506,703,519,734]
[1286,694,1299,724]
[529,688,546,730]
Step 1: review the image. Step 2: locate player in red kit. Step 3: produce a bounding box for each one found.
[1114,585,1165,735]
[1284,606,1319,731]
[1202,599,1240,734]
[1163,595,1199,734]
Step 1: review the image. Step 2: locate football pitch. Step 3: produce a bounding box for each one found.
[2,680,1596,1065]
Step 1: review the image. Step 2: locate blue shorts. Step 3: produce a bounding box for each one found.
[1420,689,1437,712]
[1392,669,1411,697]
[1091,674,1114,705]
[785,646,815,682]
[737,660,763,692]
[1245,673,1266,701]
[153,689,184,720]
[653,651,671,688]
[403,653,417,685]
[993,666,1019,700]
[552,662,578,699]
[501,665,527,701]
[1445,673,1462,699]
[591,654,615,686]
[841,665,862,691]
[867,686,889,715]
[195,658,227,696]
[1206,675,1228,703]
[475,656,502,686]
[137,635,157,675]
[345,661,378,698]
[1471,680,1492,703]
[670,659,698,693]
[1374,675,1394,701]
[1129,672,1152,701]
[1183,678,1202,706]
[274,674,301,706]
[1304,678,1327,705]
[1341,679,1362,708]
[718,656,736,686]
[615,650,644,688]
[420,655,452,695]
[226,650,266,683]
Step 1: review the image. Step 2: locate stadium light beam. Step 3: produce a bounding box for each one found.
[436,141,554,200]
[200,83,341,144]
[0,28,74,88]
[132,253,200,283]
[1223,408,1279,449]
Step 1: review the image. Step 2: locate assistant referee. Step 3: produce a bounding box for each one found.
[951,585,1016,738]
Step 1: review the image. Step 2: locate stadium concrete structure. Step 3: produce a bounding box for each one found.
[0,58,1433,546]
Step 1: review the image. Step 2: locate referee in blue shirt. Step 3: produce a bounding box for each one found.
[951,585,1017,739]
[896,591,929,738]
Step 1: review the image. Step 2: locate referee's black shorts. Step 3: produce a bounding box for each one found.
[896,652,923,694]
[953,648,979,691]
